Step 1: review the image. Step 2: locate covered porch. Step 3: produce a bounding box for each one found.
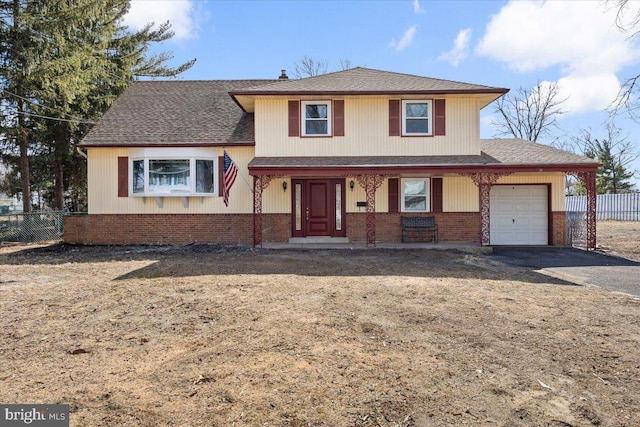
[248,154,598,250]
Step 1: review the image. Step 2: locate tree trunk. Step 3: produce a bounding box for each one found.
[17,105,31,213]
[12,0,31,213]
[54,122,68,210]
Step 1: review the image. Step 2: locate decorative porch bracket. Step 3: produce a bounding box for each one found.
[253,175,275,248]
[574,170,597,250]
[460,172,512,246]
[355,174,387,247]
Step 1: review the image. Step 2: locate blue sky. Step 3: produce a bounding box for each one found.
[124,0,640,185]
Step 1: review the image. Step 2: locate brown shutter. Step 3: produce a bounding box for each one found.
[333,99,345,136]
[218,156,225,197]
[432,177,443,213]
[388,178,399,213]
[389,99,401,136]
[434,99,446,136]
[117,156,128,197]
[288,100,300,137]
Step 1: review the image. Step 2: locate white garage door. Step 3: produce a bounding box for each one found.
[490,185,548,245]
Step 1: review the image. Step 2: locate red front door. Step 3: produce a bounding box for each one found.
[306,180,331,235]
[291,179,346,238]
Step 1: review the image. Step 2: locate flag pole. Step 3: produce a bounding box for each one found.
[222,147,253,193]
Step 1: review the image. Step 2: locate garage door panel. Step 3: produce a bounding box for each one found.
[494,217,514,227]
[514,187,535,197]
[531,217,548,228]
[513,205,535,215]
[490,185,548,245]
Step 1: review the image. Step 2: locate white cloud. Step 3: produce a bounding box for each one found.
[124,0,198,40]
[413,0,424,14]
[476,0,640,114]
[555,74,622,114]
[389,26,418,52]
[438,28,472,66]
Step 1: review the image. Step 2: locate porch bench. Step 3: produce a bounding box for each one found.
[401,216,438,243]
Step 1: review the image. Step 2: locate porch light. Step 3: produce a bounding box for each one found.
[349,180,355,191]
[282,181,287,192]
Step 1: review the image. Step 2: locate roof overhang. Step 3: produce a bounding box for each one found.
[78,141,255,148]
[248,156,599,176]
[230,89,509,113]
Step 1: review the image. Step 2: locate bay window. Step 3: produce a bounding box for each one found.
[131,157,216,196]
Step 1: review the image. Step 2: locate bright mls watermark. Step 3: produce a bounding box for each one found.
[0,405,68,427]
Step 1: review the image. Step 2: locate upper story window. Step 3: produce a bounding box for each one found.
[302,101,331,136]
[402,100,432,136]
[131,157,216,196]
[401,178,430,212]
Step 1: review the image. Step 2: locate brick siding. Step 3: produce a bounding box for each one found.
[64,214,253,245]
[65,211,567,246]
[347,212,481,243]
[551,211,567,246]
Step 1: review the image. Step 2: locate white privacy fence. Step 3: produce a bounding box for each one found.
[566,193,640,221]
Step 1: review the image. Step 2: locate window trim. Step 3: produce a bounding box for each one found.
[130,156,218,197]
[402,100,433,136]
[400,178,431,212]
[301,100,332,137]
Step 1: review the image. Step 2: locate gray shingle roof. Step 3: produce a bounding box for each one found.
[248,139,598,170]
[232,67,508,94]
[80,80,276,146]
[481,139,598,165]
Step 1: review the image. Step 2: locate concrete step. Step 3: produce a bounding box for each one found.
[288,237,350,244]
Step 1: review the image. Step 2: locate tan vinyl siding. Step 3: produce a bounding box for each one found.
[262,178,291,214]
[443,176,479,212]
[255,96,480,157]
[88,147,257,214]
[443,173,566,212]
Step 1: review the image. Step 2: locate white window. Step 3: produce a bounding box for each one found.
[402,100,432,136]
[302,101,331,136]
[401,178,430,212]
[131,157,216,196]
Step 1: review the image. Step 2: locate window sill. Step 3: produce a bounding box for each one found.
[131,193,215,198]
[132,195,215,209]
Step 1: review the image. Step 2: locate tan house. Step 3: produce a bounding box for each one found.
[65,68,599,248]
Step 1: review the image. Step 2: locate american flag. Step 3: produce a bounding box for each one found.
[222,150,238,207]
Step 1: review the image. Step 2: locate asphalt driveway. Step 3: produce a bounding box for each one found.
[489,247,640,298]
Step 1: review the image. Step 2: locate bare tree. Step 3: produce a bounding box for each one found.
[610,0,640,118]
[291,55,328,78]
[492,82,566,142]
[339,58,352,71]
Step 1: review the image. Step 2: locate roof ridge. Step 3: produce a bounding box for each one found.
[131,79,280,83]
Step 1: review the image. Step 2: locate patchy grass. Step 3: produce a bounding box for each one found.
[1,242,638,426]
[597,220,640,262]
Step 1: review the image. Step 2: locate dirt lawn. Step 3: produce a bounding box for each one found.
[1,222,639,426]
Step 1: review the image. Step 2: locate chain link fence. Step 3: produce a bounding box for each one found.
[0,210,65,243]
